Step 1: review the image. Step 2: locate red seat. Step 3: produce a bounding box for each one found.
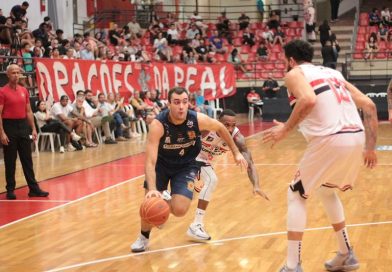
[359,18,368,26]
[287,28,296,37]
[271,45,282,53]
[296,21,304,28]
[247,53,257,62]
[241,45,250,54]
[255,63,263,70]
[376,52,387,59]
[275,62,286,70]
[268,53,279,61]
[263,63,275,70]
[355,42,365,50]
[357,34,366,42]
[357,27,366,34]
[287,21,297,28]
[352,52,363,59]
[359,12,368,20]
[233,38,242,47]
[273,71,285,79]
[368,26,378,34]
[259,72,269,79]
[215,54,226,62]
[208,23,216,30]
[295,28,303,36]
[379,41,387,50]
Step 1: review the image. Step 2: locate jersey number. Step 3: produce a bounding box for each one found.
[179,149,185,156]
[326,78,351,104]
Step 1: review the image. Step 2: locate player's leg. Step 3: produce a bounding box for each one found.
[280,180,306,272]
[131,163,169,252]
[317,186,359,271]
[187,165,218,240]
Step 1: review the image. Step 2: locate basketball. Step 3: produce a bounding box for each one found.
[139,197,170,226]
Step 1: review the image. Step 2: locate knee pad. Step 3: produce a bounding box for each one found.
[317,186,345,224]
[198,166,218,202]
[287,187,307,232]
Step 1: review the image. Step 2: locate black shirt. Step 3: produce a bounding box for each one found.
[11,5,26,20]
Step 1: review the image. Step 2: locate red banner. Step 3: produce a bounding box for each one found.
[35,58,143,102]
[146,62,236,100]
[35,59,236,101]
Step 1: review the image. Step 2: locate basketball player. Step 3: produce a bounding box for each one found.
[187,109,269,241]
[131,87,248,253]
[262,40,378,272]
[387,79,392,124]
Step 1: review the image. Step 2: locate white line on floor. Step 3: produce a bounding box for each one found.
[0,200,70,203]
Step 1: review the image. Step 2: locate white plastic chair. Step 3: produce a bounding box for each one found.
[248,105,263,122]
[208,98,223,119]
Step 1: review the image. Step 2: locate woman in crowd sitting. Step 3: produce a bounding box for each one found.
[364,33,379,65]
[35,100,81,153]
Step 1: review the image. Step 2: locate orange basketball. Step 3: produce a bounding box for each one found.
[139,197,170,226]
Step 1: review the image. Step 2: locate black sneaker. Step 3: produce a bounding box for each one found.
[104,139,117,144]
[6,191,16,200]
[28,190,49,197]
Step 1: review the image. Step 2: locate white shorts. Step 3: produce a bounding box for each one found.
[293,131,365,197]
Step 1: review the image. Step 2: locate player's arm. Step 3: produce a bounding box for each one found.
[234,133,269,200]
[344,81,378,168]
[387,79,392,123]
[0,105,9,145]
[144,119,164,197]
[197,113,248,169]
[263,67,316,146]
[26,101,37,141]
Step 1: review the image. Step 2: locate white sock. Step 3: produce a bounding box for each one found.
[194,208,205,224]
[287,240,301,269]
[336,227,350,254]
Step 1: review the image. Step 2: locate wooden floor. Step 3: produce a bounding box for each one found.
[0,122,391,272]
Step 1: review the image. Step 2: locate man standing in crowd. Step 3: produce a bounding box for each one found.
[0,65,49,200]
[262,73,280,99]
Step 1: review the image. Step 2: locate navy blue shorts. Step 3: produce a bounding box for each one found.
[144,162,200,199]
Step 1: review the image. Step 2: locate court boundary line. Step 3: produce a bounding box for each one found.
[0,175,144,230]
[0,200,70,203]
[45,220,392,272]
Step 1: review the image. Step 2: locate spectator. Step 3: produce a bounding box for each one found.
[80,43,95,60]
[364,33,378,66]
[381,7,391,26]
[227,48,249,74]
[150,89,167,111]
[262,73,279,99]
[268,10,280,30]
[153,32,172,61]
[195,90,213,117]
[322,40,337,69]
[0,64,49,200]
[35,100,81,153]
[108,23,122,46]
[167,23,180,45]
[329,0,341,22]
[378,23,388,41]
[55,29,65,43]
[63,48,75,59]
[257,42,269,61]
[304,0,316,43]
[242,27,255,46]
[102,93,129,141]
[127,18,143,37]
[209,31,227,54]
[190,11,208,36]
[261,26,274,44]
[32,23,50,47]
[184,51,197,64]
[186,24,200,40]
[72,41,81,59]
[50,95,84,151]
[330,33,341,63]
[273,26,285,45]
[10,1,29,21]
[51,47,61,59]
[247,87,263,114]
[238,12,250,30]
[318,20,331,47]
[195,39,212,62]
[369,8,381,26]
[0,16,14,45]
[21,42,33,86]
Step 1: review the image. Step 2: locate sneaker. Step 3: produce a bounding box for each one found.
[59,146,65,153]
[67,143,76,152]
[6,191,16,200]
[162,190,172,201]
[104,138,117,144]
[131,235,149,253]
[71,132,81,141]
[279,264,303,272]
[116,136,127,141]
[187,222,211,241]
[324,249,359,271]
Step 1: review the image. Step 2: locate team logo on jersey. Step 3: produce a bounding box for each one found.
[165,137,171,144]
[177,137,185,143]
[187,181,194,192]
[187,131,196,139]
[205,136,214,142]
[187,120,194,128]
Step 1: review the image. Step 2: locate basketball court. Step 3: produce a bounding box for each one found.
[0,120,391,272]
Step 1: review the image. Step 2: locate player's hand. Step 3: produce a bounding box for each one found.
[0,132,10,145]
[145,190,162,198]
[262,119,287,148]
[253,187,270,201]
[31,129,38,141]
[194,179,204,193]
[234,152,248,170]
[363,150,377,169]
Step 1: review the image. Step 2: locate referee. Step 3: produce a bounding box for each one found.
[0,64,49,200]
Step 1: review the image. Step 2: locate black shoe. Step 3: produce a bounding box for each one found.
[104,139,117,144]
[6,191,16,200]
[28,190,49,197]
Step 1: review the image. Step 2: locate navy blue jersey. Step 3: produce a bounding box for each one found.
[156,109,201,167]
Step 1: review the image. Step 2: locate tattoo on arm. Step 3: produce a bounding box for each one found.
[235,135,260,188]
[362,109,378,150]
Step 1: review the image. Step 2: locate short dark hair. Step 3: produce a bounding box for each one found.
[168,87,189,102]
[22,2,29,7]
[283,39,314,63]
[76,90,84,96]
[219,109,236,119]
[98,93,105,98]
[56,29,64,35]
[60,95,69,101]
[84,89,92,95]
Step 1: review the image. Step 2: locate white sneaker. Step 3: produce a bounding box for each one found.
[132,132,141,137]
[131,235,149,253]
[71,132,81,141]
[67,143,76,152]
[187,222,211,241]
[279,264,303,272]
[59,146,65,153]
[325,249,359,271]
[162,190,172,201]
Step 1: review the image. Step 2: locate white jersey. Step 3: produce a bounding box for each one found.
[196,127,240,164]
[289,64,364,141]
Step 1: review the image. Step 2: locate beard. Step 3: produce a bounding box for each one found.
[286,65,292,72]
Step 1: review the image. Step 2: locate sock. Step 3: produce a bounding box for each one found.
[194,208,205,224]
[336,227,350,254]
[141,230,151,239]
[287,240,301,269]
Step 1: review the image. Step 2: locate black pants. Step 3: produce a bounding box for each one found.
[41,120,71,146]
[2,119,39,192]
[330,0,340,20]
